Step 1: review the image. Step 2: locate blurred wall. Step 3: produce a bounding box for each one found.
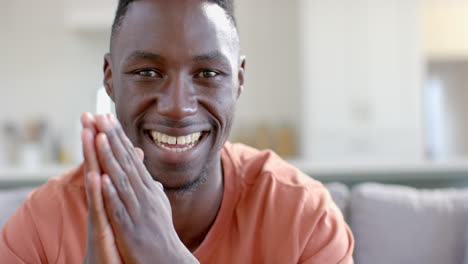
[234,0,301,129]
[0,0,110,136]
[299,0,425,162]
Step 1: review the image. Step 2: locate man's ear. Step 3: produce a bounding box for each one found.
[237,55,246,99]
[103,53,115,102]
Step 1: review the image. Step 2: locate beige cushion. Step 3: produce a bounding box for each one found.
[350,183,468,264]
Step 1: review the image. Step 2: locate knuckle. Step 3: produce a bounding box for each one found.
[105,128,119,145]
[121,153,133,169]
[119,175,129,189]
[102,143,113,156]
[103,125,115,135]
[132,232,146,247]
[113,206,125,223]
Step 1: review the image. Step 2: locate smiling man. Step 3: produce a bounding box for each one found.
[0,0,354,263]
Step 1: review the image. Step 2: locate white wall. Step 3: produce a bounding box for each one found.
[299,0,425,162]
[233,0,301,134]
[0,0,112,136]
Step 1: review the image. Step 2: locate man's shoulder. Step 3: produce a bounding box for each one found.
[222,142,323,191]
[50,163,86,189]
[0,164,88,262]
[24,164,86,217]
[222,143,344,253]
[222,142,331,215]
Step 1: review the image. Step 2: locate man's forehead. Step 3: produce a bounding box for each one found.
[112,0,239,61]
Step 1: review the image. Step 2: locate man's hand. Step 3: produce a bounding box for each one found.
[81,113,122,264]
[84,113,198,264]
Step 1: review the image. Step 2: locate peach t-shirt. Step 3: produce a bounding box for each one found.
[0,142,354,263]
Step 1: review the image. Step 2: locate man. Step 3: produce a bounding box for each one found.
[0,0,354,263]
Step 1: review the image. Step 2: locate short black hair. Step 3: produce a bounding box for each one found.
[110,0,236,44]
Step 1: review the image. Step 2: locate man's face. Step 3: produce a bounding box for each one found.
[104,0,244,190]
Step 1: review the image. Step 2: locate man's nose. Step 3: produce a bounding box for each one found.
[157,76,197,120]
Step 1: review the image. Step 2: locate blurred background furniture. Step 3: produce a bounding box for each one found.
[328,182,468,264]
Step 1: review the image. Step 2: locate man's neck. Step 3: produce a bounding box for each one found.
[165,159,224,252]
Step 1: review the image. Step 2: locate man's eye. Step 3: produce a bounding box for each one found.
[137,70,160,77]
[196,70,218,78]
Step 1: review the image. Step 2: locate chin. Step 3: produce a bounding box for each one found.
[145,159,208,192]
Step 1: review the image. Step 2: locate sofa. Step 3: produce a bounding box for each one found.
[1,183,468,264]
[325,182,468,264]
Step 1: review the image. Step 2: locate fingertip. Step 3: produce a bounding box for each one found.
[81,113,98,134]
[81,112,90,123]
[96,132,108,145]
[80,112,88,122]
[135,147,144,160]
[95,114,108,131]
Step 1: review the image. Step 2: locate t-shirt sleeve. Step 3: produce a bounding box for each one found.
[298,189,354,264]
[0,199,47,263]
[0,183,64,264]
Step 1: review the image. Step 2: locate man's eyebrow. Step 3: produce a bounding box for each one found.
[193,51,230,63]
[125,50,163,62]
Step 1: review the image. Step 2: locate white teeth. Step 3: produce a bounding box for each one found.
[177,136,186,145]
[149,130,203,153]
[194,132,201,142]
[158,143,194,152]
[168,136,177,144]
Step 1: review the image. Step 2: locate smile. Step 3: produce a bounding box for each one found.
[148,131,203,153]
